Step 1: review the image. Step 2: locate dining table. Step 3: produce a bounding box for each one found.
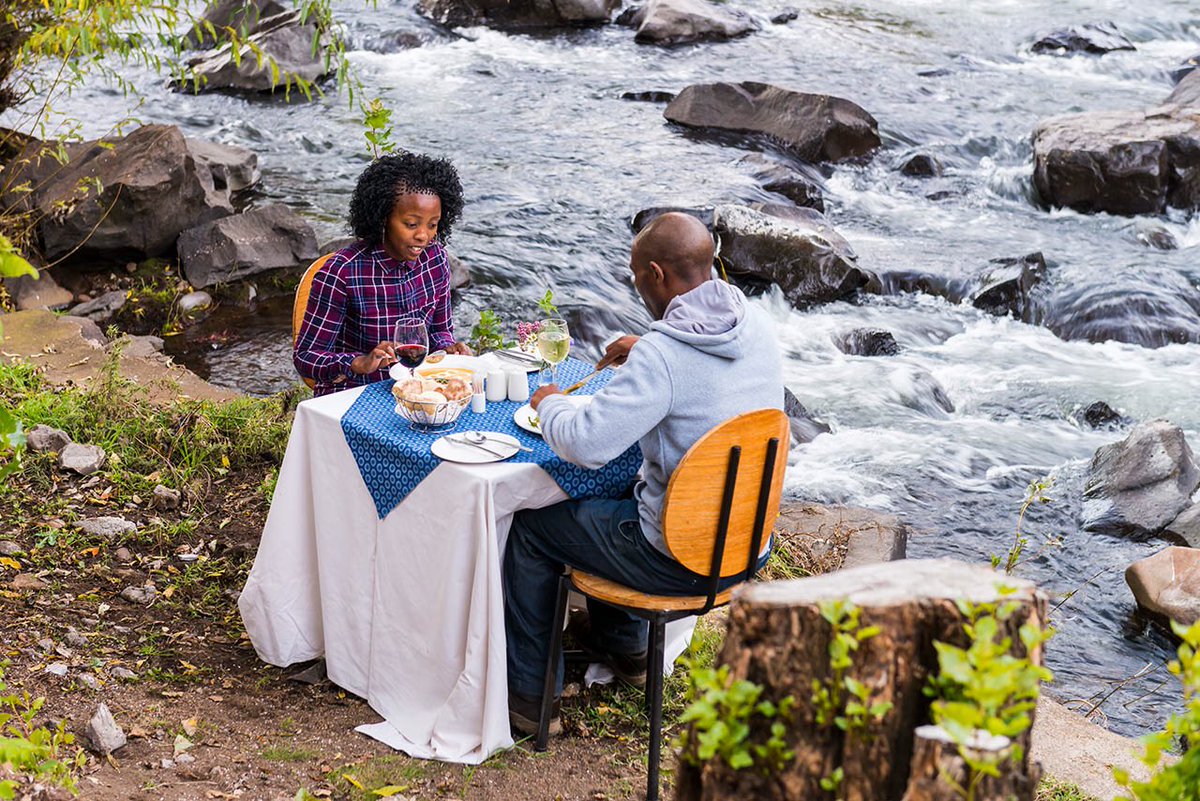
[238,354,698,764]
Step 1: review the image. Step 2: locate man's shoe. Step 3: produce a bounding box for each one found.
[508,690,561,737]
[573,620,648,689]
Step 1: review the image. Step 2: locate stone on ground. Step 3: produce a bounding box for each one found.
[69,290,128,323]
[186,137,261,194]
[153,484,182,510]
[1031,698,1155,800]
[970,252,1047,320]
[1082,420,1200,536]
[1126,546,1200,628]
[633,0,759,46]
[184,11,332,92]
[0,540,19,556]
[26,424,71,454]
[4,268,74,310]
[77,516,138,540]
[84,703,127,755]
[184,0,289,49]
[60,443,107,476]
[178,203,318,288]
[665,81,881,162]
[1167,69,1200,109]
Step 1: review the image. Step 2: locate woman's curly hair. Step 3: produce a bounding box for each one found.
[348,152,465,245]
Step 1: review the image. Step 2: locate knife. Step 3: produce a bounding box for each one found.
[495,349,542,366]
[562,368,603,395]
[449,435,508,459]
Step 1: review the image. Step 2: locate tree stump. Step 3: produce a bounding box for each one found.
[674,558,1047,801]
[902,725,1040,801]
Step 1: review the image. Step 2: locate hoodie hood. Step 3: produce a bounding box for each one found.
[649,280,748,359]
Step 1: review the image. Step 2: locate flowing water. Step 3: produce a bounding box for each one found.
[38,0,1200,736]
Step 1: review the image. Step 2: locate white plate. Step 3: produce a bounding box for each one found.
[431,431,521,463]
[513,396,592,436]
[488,349,542,373]
[389,353,481,382]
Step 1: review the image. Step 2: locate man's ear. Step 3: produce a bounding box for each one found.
[649,260,666,283]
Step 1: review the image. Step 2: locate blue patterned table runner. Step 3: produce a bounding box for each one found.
[340,357,643,519]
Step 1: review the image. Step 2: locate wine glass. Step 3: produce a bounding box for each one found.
[536,318,570,386]
[393,318,429,378]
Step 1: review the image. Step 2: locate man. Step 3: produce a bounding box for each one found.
[503,212,784,735]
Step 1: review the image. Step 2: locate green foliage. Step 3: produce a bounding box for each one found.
[811,600,891,732]
[536,289,560,318]
[362,98,395,158]
[675,661,795,774]
[0,664,85,798]
[0,235,36,281]
[467,310,514,355]
[991,477,1057,575]
[1114,620,1200,800]
[926,596,1053,799]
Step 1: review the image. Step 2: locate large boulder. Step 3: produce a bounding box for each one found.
[1042,272,1200,348]
[1032,108,1200,215]
[783,387,831,445]
[1167,504,1200,548]
[664,82,881,163]
[184,0,289,48]
[1031,22,1135,55]
[742,155,826,211]
[186,137,260,194]
[712,203,871,308]
[178,203,318,288]
[1126,547,1200,629]
[1082,421,1200,537]
[4,268,73,310]
[3,125,233,261]
[633,0,759,46]
[836,327,900,356]
[416,0,618,28]
[1166,70,1200,110]
[184,11,331,93]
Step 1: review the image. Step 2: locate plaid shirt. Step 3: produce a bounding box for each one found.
[293,241,456,396]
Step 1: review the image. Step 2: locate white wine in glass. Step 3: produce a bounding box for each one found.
[537,318,570,385]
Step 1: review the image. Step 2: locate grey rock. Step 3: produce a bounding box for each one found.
[174,753,196,765]
[1041,272,1200,348]
[899,153,943,177]
[186,137,261,194]
[60,443,106,475]
[66,627,88,648]
[78,673,100,690]
[1169,53,1200,86]
[78,516,138,540]
[60,315,108,345]
[1031,22,1135,55]
[1083,420,1200,536]
[0,540,20,556]
[836,328,900,356]
[783,387,831,444]
[110,666,138,680]
[890,367,955,415]
[1167,70,1200,110]
[45,663,68,677]
[1166,504,1200,549]
[634,0,759,46]
[1079,401,1126,430]
[621,90,677,103]
[770,7,797,24]
[114,547,133,561]
[70,290,128,322]
[178,203,318,288]
[417,0,619,28]
[177,290,214,315]
[38,638,54,652]
[120,335,165,358]
[26,424,71,454]
[665,81,881,163]
[1134,222,1178,250]
[1126,547,1200,629]
[3,125,233,261]
[185,11,332,93]
[970,252,1046,320]
[713,203,871,308]
[5,269,74,310]
[447,250,472,290]
[743,155,827,212]
[161,759,176,769]
[184,0,288,48]
[153,484,182,510]
[120,585,158,604]
[1032,108,1200,215]
[287,659,327,684]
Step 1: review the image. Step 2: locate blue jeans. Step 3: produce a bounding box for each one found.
[503,497,758,699]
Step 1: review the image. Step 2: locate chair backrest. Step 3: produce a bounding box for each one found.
[661,408,790,579]
[292,253,335,346]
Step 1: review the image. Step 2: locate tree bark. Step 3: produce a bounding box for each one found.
[902,725,1040,801]
[674,558,1047,801]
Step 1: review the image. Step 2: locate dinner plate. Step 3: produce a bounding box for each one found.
[513,396,592,436]
[389,353,481,382]
[489,349,542,373]
[431,431,521,463]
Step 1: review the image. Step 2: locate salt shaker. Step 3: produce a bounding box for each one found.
[506,367,530,403]
[486,367,507,402]
[471,371,487,413]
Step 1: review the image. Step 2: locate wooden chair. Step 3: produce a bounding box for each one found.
[292,254,334,390]
[534,408,790,801]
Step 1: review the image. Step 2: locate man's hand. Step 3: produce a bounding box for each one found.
[350,341,397,375]
[531,384,560,410]
[446,341,473,356]
[596,335,639,370]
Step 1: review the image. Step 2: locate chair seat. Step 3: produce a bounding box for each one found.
[569,570,737,612]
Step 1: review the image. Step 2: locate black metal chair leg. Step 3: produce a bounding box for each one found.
[536,574,570,751]
[645,614,666,801]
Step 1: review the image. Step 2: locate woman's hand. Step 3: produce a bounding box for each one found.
[446,341,473,356]
[596,335,639,370]
[350,342,397,375]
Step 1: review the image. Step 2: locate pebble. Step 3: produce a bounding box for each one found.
[161,759,175,770]
[78,516,138,540]
[66,627,88,648]
[110,666,138,680]
[114,547,133,562]
[120,585,157,604]
[60,443,107,475]
[78,673,100,690]
[45,662,69,677]
[175,753,195,765]
[10,573,48,591]
[85,702,127,755]
[26,424,71,454]
[37,637,55,652]
[0,540,20,556]
[153,484,181,510]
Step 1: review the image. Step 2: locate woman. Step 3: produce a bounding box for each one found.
[294,152,471,395]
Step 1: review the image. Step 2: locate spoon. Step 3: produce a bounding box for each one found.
[466,431,532,452]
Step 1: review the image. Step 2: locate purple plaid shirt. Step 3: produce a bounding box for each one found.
[293,241,456,396]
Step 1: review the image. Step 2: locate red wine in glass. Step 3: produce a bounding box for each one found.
[393,318,429,378]
[396,344,427,371]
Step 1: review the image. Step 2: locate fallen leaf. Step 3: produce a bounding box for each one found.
[208,695,223,703]
[173,734,193,756]
[163,586,176,599]
[162,690,183,698]
[181,718,198,736]
[0,557,20,571]
[127,726,149,739]
[179,660,198,673]
[78,547,100,558]
[342,775,364,790]
[372,786,410,798]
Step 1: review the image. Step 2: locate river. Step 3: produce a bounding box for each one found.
[40,0,1200,737]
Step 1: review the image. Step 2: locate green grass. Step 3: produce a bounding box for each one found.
[261,746,319,763]
[1037,777,1099,801]
[327,756,432,801]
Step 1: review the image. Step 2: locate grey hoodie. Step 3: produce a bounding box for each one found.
[538,280,784,557]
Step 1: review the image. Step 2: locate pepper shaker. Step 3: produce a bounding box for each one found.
[506,367,530,403]
[485,367,507,402]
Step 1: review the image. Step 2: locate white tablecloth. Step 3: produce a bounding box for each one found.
[239,386,693,764]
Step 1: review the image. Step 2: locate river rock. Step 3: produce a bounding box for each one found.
[120,335,165,359]
[60,443,106,475]
[1042,273,1200,348]
[622,90,677,103]
[78,516,138,540]
[1031,22,1135,55]
[60,315,107,345]
[1126,547,1200,628]
[186,137,260,194]
[664,82,881,163]
[84,703,127,755]
[0,541,19,556]
[1083,420,1200,537]
[1169,53,1200,85]
[1134,222,1178,250]
[783,387,831,444]
[70,290,127,323]
[713,203,870,308]
[970,252,1046,320]
[184,0,289,48]
[1166,504,1200,548]
[630,206,714,233]
[1079,401,1127,430]
[1032,108,1200,215]
[5,268,74,311]
[1166,70,1200,110]
[184,11,331,93]
[770,8,797,24]
[743,156,826,211]
[633,0,759,46]
[26,425,71,454]
[899,153,943,177]
[3,125,233,260]
[417,0,619,28]
[836,328,900,356]
[447,251,472,289]
[890,366,955,415]
[178,203,318,288]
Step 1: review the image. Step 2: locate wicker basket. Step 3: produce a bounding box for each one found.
[394,395,471,432]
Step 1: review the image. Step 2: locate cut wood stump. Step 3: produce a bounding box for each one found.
[902,725,1039,801]
[674,558,1047,801]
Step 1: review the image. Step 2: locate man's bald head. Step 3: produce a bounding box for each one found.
[631,212,714,283]
[629,212,716,320]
